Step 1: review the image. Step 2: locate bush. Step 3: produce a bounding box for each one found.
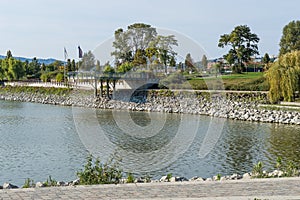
[77,155,122,185]
[22,178,35,188]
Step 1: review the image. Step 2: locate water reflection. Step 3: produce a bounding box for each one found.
[267,124,300,167]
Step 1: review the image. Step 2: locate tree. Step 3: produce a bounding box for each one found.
[132,49,146,67]
[265,50,300,103]
[0,61,4,80]
[71,59,76,72]
[103,64,115,74]
[279,20,300,56]
[116,62,134,73]
[185,53,197,72]
[80,51,95,71]
[127,23,157,53]
[56,73,64,82]
[169,56,176,67]
[201,54,208,69]
[95,60,101,72]
[26,57,41,78]
[111,28,133,65]
[66,59,72,72]
[262,53,271,70]
[154,35,178,73]
[6,50,12,59]
[111,23,178,70]
[112,23,157,65]
[218,25,260,73]
[7,58,25,80]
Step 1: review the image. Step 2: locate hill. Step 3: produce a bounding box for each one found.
[0,55,62,65]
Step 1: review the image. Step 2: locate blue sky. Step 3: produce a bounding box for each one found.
[0,0,299,62]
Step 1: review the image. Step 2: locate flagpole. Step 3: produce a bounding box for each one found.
[64,47,68,85]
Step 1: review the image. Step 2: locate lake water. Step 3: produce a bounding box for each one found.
[0,100,300,186]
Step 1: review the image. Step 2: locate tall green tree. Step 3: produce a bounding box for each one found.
[201,54,208,69]
[6,50,12,59]
[218,25,260,73]
[279,20,300,56]
[66,59,72,72]
[185,53,197,72]
[111,28,133,65]
[27,57,41,78]
[71,59,76,72]
[111,23,178,70]
[80,51,95,71]
[262,53,271,70]
[266,50,300,103]
[132,49,147,67]
[7,58,25,80]
[0,60,4,80]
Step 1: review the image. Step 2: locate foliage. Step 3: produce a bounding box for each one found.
[1,51,25,81]
[25,57,40,78]
[126,172,135,183]
[252,158,300,179]
[44,176,57,187]
[0,86,72,96]
[252,161,264,178]
[159,72,188,89]
[111,23,178,70]
[132,49,147,66]
[185,53,197,72]
[56,73,64,82]
[77,155,122,185]
[22,178,35,188]
[166,173,172,182]
[218,25,260,73]
[116,62,133,73]
[201,54,208,69]
[103,65,115,74]
[279,20,300,56]
[80,51,95,71]
[265,50,300,103]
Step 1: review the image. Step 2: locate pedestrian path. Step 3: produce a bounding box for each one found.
[1,177,300,199]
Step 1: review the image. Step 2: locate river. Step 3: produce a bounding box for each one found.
[0,100,300,186]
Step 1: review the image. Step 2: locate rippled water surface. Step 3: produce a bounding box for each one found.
[1,100,300,186]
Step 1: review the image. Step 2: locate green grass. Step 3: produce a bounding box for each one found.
[0,86,73,96]
[220,72,264,79]
[187,72,269,91]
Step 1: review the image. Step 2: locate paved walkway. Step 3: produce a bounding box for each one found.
[1,177,300,199]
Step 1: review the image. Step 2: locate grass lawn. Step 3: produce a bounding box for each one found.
[187,72,269,91]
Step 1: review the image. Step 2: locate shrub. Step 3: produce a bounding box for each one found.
[77,155,122,185]
[22,178,35,188]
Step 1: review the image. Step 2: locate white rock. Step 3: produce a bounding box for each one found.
[242,173,251,179]
[35,182,45,188]
[195,177,205,181]
[3,183,18,189]
[159,176,168,182]
[170,177,176,182]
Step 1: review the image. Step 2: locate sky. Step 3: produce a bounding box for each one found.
[0,0,299,62]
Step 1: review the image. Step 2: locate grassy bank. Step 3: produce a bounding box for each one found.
[0,86,73,96]
[187,72,269,91]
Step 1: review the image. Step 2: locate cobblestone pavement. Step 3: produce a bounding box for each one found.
[1,177,300,200]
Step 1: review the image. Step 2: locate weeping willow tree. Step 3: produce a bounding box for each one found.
[265,51,300,103]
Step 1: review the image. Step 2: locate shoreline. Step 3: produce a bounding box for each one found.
[0,88,299,125]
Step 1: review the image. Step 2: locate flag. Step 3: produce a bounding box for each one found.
[64,47,68,60]
[78,46,83,58]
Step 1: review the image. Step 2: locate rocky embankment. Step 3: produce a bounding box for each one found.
[0,169,298,189]
[0,89,299,125]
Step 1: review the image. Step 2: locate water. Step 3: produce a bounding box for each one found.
[1,100,300,186]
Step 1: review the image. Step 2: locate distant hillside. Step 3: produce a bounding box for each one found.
[0,55,62,65]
